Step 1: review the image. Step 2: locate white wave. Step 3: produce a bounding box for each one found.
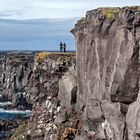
[0,102,12,106]
[0,109,31,114]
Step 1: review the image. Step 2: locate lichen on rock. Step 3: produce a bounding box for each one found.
[98,7,120,19]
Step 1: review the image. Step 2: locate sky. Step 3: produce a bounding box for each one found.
[0,0,140,50]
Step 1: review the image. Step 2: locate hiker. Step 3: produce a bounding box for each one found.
[63,43,66,52]
[59,42,63,52]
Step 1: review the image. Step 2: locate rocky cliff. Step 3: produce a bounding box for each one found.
[0,52,34,108]
[0,52,75,108]
[1,6,140,140]
[71,6,140,140]
[0,52,77,139]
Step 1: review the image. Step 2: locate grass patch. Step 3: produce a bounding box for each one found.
[36,52,75,61]
[36,52,52,61]
[98,7,120,19]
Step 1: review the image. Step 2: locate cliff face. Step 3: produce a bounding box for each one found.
[0,53,6,91]
[28,53,76,104]
[72,7,140,140]
[0,52,77,140]
[1,6,140,140]
[0,52,76,109]
[0,52,34,108]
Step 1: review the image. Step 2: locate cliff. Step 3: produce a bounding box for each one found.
[0,52,75,107]
[71,6,140,140]
[0,52,34,108]
[0,52,77,139]
[1,6,140,140]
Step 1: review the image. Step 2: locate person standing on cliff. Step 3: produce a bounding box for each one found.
[63,43,66,52]
[59,42,63,52]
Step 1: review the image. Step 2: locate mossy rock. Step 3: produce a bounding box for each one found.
[10,122,30,140]
[98,7,120,19]
[80,17,88,25]
[124,6,140,11]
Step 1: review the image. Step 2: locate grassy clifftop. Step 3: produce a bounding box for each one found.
[35,51,76,61]
[98,7,120,19]
[98,6,140,19]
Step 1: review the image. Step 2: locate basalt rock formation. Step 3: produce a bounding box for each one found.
[71,6,140,140]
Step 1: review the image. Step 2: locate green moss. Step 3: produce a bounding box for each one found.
[98,7,119,19]
[124,6,140,11]
[98,6,140,20]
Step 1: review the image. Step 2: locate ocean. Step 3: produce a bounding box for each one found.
[0,101,31,138]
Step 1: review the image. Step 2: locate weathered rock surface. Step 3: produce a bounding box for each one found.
[26,53,76,140]
[72,6,140,140]
[58,65,77,109]
[0,52,34,109]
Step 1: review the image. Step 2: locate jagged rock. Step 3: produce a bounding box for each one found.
[126,90,140,140]
[58,66,77,109]
[102,101,125,140]
[0,52,34,107]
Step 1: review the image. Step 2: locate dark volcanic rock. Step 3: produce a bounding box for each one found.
[0,52,76,140]
[0,52,34,109]
[27,53,76,140]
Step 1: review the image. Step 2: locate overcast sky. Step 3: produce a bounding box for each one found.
[0,0,140,19]
[0,0,140,50]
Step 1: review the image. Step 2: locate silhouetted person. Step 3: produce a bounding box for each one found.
[63,43,66,52]
[59,42,63,52]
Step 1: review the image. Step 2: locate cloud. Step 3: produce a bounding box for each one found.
[0,0,140,50]
[0,10,23,18]
[0,0,140,19]
[0,18,77,50]
[0,18,77,38]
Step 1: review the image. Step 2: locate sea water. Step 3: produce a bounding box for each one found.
[0,109,31,120]
[0,101,31,138]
